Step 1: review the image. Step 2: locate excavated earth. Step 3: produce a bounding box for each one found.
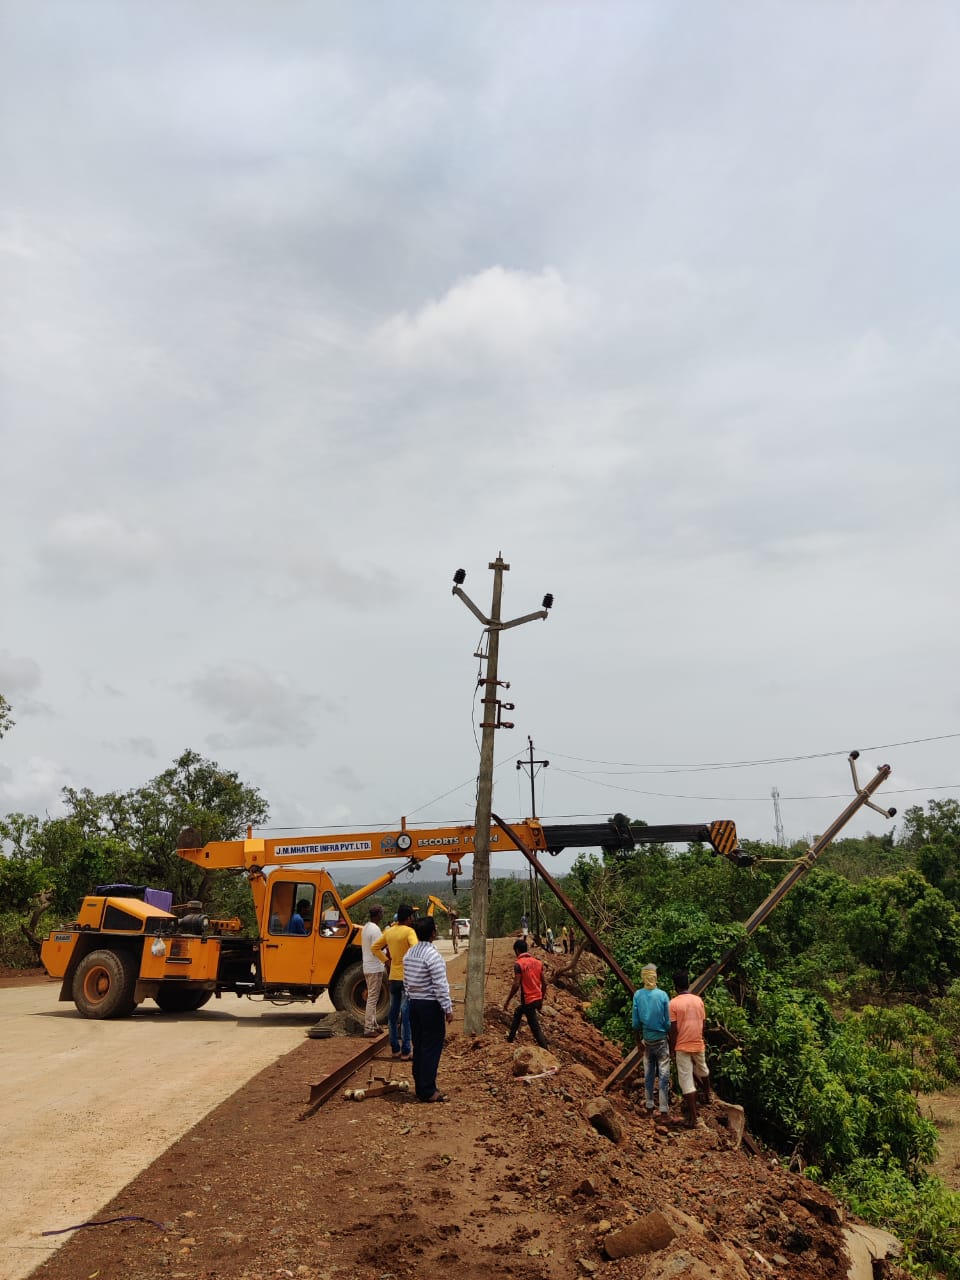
[26,942,911,1280]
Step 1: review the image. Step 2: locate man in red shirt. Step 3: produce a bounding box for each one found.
[669,969,711,1129]
[503,938,549,1048]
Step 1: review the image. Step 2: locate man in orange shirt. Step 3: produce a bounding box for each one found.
[503,938,549,1048]
[669,970,711,1129]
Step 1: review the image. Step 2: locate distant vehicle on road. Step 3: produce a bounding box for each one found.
[454,918,470,938]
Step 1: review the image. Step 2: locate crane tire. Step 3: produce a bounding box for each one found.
[330,962,389,1023]
[154,985,213,1013]
[72,948,139,1019]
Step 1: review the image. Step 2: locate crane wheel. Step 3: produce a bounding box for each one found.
[154,985,214,1013]
[72,949,139,1019]
[330,962,390,1023]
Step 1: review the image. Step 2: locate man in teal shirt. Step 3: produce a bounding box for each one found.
[631,962,672,1121]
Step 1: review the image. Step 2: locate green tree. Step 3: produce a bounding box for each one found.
[489,874,524,936]
[1,751,269,950]
[0,693,13,739]
[842,871,960,996]
[59,749,269,902]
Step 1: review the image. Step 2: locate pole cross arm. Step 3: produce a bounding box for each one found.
[451,586,490,626]
[498,609,550,630]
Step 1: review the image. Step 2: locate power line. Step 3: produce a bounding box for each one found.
[549,765,960,804]
[542,731,960,774]
[262,751,533,834]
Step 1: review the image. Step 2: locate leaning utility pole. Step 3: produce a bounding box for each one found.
[451,558,553,1034]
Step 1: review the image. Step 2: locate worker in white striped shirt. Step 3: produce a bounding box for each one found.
[403,915,454,1103]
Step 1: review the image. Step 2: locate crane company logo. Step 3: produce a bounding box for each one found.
[276,841,373,856]
[417,837,459,847]
[380,836,398,850]
[416,833,500,848]
[54,934,73,943]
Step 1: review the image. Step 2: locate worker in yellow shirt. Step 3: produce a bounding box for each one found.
[373,904,418,1059]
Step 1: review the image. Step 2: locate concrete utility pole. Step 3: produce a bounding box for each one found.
[518,736,550,944]
[516,736,549,819]
[452,558,553,1034]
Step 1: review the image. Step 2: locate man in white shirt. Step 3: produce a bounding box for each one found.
[361,904,386,1036]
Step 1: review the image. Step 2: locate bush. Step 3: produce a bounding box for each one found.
[0,912,44,968]
[828,1159,960,1279]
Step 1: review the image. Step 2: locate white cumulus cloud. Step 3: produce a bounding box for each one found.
[372,265,587,376]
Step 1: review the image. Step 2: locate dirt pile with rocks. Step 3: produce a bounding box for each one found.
[29,942,909,1280]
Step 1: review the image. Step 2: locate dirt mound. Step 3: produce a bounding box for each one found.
[28,944,908,1280]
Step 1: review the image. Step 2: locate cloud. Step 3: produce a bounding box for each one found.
[188,663,336,749]
[102,735,157,759]
[0,757,72,818]
[372,266,587,377]
[276,550,402,611]
[0,651,42,695]
[328,765,365,794]
[0,652,52,718]
[1,5,959,851]
[36,513,162,596]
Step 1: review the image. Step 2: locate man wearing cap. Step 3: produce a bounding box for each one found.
[503,937,549,1048]
[632,963,671,1122]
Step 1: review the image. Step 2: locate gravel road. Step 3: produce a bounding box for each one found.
[0,980,334,1280]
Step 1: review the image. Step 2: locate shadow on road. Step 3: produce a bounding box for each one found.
[34,1006,328,1025]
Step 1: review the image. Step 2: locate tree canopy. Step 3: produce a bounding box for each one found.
[0,693,13,739]
[1,749,268,961]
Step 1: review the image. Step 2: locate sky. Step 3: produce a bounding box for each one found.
[2,2,959,882]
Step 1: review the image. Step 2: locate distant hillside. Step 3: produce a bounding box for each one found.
[327,862,527,891]
[330,874,471,900]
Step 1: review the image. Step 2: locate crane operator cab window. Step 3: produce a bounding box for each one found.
[318,890,348,937]
[267,882,316,936]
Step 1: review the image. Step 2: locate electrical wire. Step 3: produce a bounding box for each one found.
[470,636,484,756]
[260,734,956,833]
[541,731,960,775]
[548,765,960,804]
[261,750,531,833]
[259,776,959,834]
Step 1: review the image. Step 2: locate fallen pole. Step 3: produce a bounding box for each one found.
[601,753,895,1093]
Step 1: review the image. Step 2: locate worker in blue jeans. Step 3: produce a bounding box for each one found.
[631,962,672,1122]
[372,904,417,1059]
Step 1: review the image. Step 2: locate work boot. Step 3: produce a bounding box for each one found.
[695,1076,712,1105]
[681,1092,699,1130]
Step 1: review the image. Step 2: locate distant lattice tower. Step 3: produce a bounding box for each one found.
[772,787,785,848]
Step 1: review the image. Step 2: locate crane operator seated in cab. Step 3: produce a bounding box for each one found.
[288,899,311,935]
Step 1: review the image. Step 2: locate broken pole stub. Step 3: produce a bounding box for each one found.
[602,1210,677,1259]
[583,1096,624,1144]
